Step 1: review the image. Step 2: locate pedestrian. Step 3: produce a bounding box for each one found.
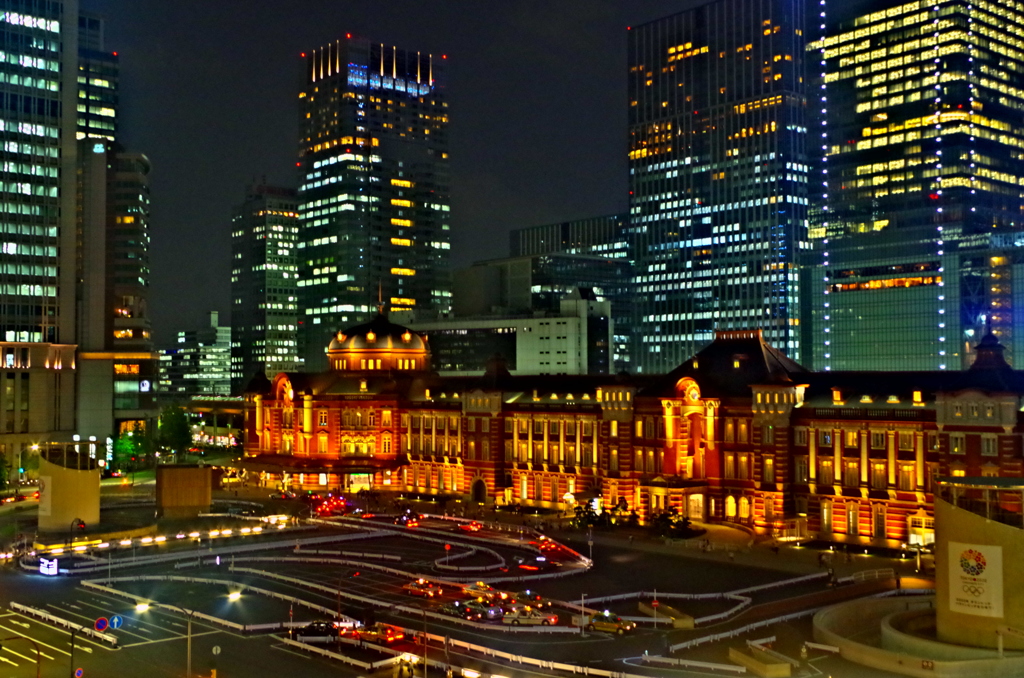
[895,572,902,590]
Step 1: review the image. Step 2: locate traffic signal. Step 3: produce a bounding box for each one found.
[76,520,86,531]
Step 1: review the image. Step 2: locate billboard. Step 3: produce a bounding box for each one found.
[949,541,1004,618]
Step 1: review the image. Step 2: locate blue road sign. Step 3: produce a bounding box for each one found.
[94,617,108,632]
[75,669,83,678]
[110,615,123,629]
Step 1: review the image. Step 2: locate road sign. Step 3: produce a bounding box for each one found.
[110,615,123,629]
[444,543,451,551]
[94,617,108,632]
[652,600,659,608]
[212,646,221,656]
[75,669,83,677]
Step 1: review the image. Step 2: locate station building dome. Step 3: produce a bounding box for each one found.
[326,313,430,372]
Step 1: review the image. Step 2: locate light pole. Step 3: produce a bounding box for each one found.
[579,593,587,636]
[137,602,196,677]
[0,635,41,678]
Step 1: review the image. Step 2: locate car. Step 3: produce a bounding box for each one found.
[464,600,503,621]
[403,578,444,597]
[462,581,498,599]
[514,555,561,572]
[502,605,558,626]
[353,623,405,644]
[298,620,339,637]
[298,493,323,504]
[513,590,550,608]
[438,601,477,621]
[394,512,421,528]
[269,491,296,500]
[583,611,636,635]
[459,521,482,532]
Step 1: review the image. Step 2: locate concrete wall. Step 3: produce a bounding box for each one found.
[156,466,212,518]
[935,496,1024,650]
[37,457,100,532]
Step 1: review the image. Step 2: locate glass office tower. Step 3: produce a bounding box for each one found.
[628,0,810,374]
[297,36,451,369]
[809,0,1024,370]
[0,1,79,344]
[230,185,300,392]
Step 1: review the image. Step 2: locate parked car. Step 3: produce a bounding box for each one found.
[403,578,444,597]
[269,491,296,500]
[502,605,558,626]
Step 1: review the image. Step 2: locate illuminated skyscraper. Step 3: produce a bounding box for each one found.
[230,185,300,392]
[628,0,810,374]
[296,36,451,370]
[76,12,117,142]
[809,0,1024,370]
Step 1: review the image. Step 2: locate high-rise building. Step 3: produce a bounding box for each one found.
[76,141,158,443]
[452,254,632,371]
[628,0,810,374]
[76,12,117,142]
[0,1,83,473]
[159,311,232,400]
[509,214,629,259]
[296,36,451,370]
[230,185,300,392]
[808,0,1024,371]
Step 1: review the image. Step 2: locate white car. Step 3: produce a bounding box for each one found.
[501,605,558,626]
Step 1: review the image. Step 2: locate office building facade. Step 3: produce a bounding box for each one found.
[453,254,632,371]
[230,185,300,393]
[808,0,1024,371]
[509,213,629,260]
[159,312,232,400]
[76,11,116,142]
[409,296,614,376]
[297,36,451,370]
[628,0,810,374]
[0,1,83,475]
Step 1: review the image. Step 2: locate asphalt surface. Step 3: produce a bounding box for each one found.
[0,494,918,678]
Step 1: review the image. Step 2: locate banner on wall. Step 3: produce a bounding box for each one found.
[949,541,1004,618]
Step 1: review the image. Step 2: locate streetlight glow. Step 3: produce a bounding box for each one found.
[135,603,150,612]
[228,591,242,602]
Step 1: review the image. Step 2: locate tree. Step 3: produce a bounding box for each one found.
[158,406,192,456]
[113,432,137,471]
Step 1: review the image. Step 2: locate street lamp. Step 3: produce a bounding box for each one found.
[137,602,196,677]
[0,635,41,678]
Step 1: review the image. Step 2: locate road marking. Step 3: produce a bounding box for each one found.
[0,624,71,656]
[9,615,114,652]
[2,646,34,662]
[0,656,17,667]
[73,644,93,654]
[120,630,221,648]
[10,620,30,628]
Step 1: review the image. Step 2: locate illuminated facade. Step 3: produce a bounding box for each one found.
[509,214,629,259]
[628,0,810,374]
[76,141,158,443]
[76,11,116,141]
[230,185,300,393]
[296,36,451,370]
[808,0,1024,371]
[159,312,231,399]
[246,315,1024,546]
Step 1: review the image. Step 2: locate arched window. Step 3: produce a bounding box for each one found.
[739,497,750,519]
[725,495,737,518]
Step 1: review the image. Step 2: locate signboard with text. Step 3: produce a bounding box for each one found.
[949,541,1003,618]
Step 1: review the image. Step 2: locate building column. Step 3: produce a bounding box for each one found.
[887,430,896,486]
[915,431,925,489]
[860,429,869,484]
[809,427,817,482]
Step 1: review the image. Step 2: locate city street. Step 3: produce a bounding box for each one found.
[0,494,928,678]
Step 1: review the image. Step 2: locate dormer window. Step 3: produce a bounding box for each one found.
[912,390,924,406]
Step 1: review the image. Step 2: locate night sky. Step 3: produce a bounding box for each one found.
[84,0,694,344]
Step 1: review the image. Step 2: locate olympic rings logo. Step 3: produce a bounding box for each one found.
[963,584,986,597]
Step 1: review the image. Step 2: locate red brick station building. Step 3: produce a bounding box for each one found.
[242,312,1024,547]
